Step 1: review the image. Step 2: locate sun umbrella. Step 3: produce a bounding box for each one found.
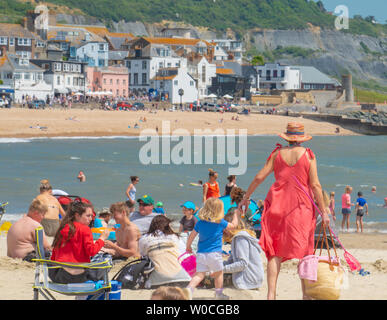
[223,94,233,99]
[207,93,217,98]
[218,195,262,226]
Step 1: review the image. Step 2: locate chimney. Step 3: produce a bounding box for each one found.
[23,17,28,29]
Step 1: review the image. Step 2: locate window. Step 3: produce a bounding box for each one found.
[14,73,21,80]
[9,38,14,46]
[174,80,178,85]
[24,73,30,80]
[110,79,113,85]
[202,65,206,83]
[99,44,105,51]
[190,81,194,86]
[142,60,147,70]
[159,62,163,68]
[142,73,147,85]
[54,63,61,71]
[128,73,131,85]
[273,70,278,78]
[104,79,106,85]
[133,73,138,85]
[116,89,119,95]
[123,79,126,86]
[63,64,70,72]
[123,89,126,96]
[0,37,7,45]
[281,70,285,78]
[57,76,60,85]
[126,61,131,69]
[67,77,71,85]
[116,79,119,85]
[37,73,43,81]
[167,62,171,67]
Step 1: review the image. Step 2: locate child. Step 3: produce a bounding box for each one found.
[151,286,190,300]
[98,210,111,228]
[185,198,239,300]
[355,191,368,233]
[179,201,198,233]
[341,185,354,232]
[154,201,166,215]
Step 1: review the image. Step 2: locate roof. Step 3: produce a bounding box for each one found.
[216,68,234,75]
[0,23,36,38]
[47,25,106,44]
[292,66,341,86]
[7,54,44,72]
[142,37,213,47]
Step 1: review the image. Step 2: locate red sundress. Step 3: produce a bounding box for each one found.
[258,145,316,262]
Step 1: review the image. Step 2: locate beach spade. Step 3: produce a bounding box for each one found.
[293,175,362,272]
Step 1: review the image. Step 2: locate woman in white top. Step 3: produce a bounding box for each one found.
[126,176,139,213]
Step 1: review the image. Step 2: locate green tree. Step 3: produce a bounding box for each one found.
[251,55,265,66]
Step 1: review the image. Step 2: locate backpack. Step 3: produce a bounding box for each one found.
[112,256,154,289]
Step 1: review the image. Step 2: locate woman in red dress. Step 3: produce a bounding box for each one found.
[202,169,220,203]
[239,123,330,300]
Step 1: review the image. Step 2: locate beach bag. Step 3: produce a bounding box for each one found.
[302,224,344,300]
[178,252,196,277]
[112,256,154,289]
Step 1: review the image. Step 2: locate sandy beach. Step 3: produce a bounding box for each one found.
[0,108,357,138]
[0,232,386,300]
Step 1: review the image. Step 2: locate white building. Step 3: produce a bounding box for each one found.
[211,39,244,62]
[0,54,52,101]
[30,59,86,95]
[187,56,216,99]
[255,63,300,90]
[150,66,198,105]
[125,43,186,94]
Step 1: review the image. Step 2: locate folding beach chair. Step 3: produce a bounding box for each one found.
[32,227,112,300]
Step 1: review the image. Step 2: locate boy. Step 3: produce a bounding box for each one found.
[355,192,368,233]
[153,201,166,215]
[179,201,198,233]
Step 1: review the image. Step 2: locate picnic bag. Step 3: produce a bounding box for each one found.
[302,224,344,300]
[112,256,154,289]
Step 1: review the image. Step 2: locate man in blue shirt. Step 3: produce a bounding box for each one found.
[356,192,368,233]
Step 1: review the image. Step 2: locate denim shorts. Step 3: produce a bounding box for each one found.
[342,208,351,214]
[196,252,223,273]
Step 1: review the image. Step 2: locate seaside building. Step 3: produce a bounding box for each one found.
[30,58,87,96]
[210,39,244,63]
[87,65,129,98]
[293,65,341,90]
[186,54,217,100]
[0,23,39,60]
[125,40,187,95]
[0,53,52,102]
[150,66,197,105]
[255,63,301,90]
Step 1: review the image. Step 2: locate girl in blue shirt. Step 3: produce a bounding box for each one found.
[186,197,239,300]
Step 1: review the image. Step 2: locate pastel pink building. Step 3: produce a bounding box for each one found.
[87,66,129,97]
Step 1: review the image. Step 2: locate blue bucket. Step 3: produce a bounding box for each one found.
[87,280,122,300]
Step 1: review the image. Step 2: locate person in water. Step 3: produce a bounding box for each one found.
[224,175,237,196]
[77,171,86,182]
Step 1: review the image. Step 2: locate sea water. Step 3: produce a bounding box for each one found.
[0,135,386,233]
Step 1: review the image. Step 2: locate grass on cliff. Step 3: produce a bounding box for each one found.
[354,88,387,104]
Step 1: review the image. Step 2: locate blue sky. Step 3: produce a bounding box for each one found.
[317,0,387,23]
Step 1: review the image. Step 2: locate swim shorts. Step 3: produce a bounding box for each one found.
[356,209,364,217]
[341,208,351,215]
[41,218,60,237]
[196,252,223,273]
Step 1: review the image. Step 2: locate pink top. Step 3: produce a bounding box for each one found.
[341,193,351,209]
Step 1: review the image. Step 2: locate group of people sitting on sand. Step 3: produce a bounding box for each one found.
[6,179,264,300]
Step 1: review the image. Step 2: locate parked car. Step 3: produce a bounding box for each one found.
[0,98,5,108]
[116,101,132,110]
[132,102,145,110]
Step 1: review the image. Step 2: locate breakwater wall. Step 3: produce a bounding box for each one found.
[288,112,387,135]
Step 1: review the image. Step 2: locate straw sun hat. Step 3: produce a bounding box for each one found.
[278,122,312,143]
